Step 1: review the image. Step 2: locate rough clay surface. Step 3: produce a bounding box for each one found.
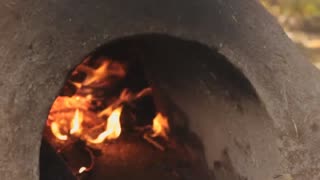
[0,0,320,179]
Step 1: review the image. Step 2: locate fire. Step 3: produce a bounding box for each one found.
[98,88,152,118]
[75,60,126,87]
[78,166,87,174]
[70,109,84,135]
[88,106,123,144]
[78,61,110,86]
[50,96,91,112]
[98,89,130,118]
[50,122,68,141]
[45,57,176,175]
[152,113,170,139]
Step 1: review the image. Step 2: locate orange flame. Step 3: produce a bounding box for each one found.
[70,109,84,135]
[78,61,110,86]
[98,88,152,118]
[50,122,68,141]
[152,113,169,139]
[88,106,123,144]
[50,96,91,112]
[98,89,130,118]
[75,61,126,87]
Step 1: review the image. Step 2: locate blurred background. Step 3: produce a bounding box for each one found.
[260,0,320,68]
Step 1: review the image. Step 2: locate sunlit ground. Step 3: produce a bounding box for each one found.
[260,0,320,69]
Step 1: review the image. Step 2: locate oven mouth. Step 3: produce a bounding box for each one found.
[40,34,257,180]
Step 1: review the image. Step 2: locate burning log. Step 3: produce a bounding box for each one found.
[98,87,152,118]
[142,113,170,151]
[143,133,165,151]
[86,106,123,144]
[41,55,214,180]
[75,60,126,87]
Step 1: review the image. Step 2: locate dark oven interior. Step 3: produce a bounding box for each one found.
[40,34,255,180]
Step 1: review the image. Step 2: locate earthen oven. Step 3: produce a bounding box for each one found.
[1,0,320,180]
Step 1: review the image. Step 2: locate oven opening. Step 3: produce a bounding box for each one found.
[40,34,217,180]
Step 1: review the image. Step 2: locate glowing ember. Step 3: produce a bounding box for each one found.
[50,122,68,141]
[152,113,170,139]
[78,166,87,174]
[85,94,93,100]
[50,95,91,113]
[88,106,123,144]
[70,109,84,135]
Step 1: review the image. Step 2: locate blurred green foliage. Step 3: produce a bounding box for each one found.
[261,0,320,18]
[261,0,320,66]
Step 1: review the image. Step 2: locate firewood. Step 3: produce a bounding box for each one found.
[143,134,165,151]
